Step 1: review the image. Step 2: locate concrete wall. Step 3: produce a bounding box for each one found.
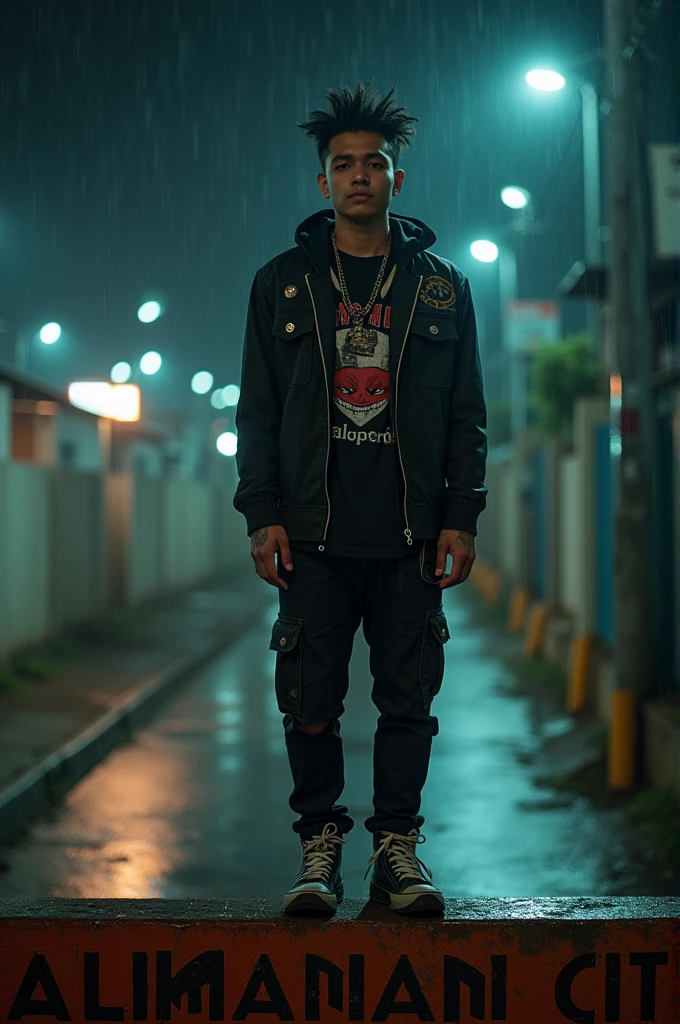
[57,412,102,471]
[558,454,583,623]
[475,450,526,586]
[108,463,252,608]
[51,470,109,631]
[557,398,609,633]
[0,461,51,660]
[0,455,251,660]
[480,400,608,632]
[0,385,11,461]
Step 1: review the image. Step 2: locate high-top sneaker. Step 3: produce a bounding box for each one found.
[365,829,444,915]
[284,822,346,914]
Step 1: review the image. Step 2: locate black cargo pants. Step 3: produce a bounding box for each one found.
[268,538,451,840]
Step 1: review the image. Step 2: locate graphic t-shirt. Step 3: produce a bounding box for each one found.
[313,241,412,559]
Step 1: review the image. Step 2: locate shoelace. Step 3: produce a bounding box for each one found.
[364,829,433,882]
[299,822,346,882]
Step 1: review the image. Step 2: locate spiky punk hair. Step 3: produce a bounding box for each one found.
[296,81,418,172]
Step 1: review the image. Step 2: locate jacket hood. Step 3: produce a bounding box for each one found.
[294,207,437,275]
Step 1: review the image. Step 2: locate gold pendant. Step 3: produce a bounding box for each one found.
[345,324,378,356]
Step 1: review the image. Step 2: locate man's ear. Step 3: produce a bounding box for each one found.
[317,171,329,198]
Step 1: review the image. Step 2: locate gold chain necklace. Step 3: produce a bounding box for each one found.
[332,228,392,357]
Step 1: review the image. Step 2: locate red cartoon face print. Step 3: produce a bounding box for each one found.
[334,365,389,427]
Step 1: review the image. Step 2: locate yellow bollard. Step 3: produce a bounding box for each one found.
[507,587,529,634]
[566,635,593,713]
[523,602,548,657]
[608,690,636,789]
[484,570,502,605]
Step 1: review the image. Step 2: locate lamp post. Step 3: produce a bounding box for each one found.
[526,68,602,345]
[470,240,525,435]
[14,322,62,373]
[526,68,602,264]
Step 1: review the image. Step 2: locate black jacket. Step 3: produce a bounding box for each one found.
[233,208,488,548]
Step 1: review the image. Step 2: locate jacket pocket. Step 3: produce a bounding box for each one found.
[418,608,450,707]
[410,313,457,390]
[273,309,314,390]
[269,614,304,713]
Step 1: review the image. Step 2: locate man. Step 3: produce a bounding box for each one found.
[233,81,487,916]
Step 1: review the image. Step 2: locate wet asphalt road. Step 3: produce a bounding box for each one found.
[0,583,668,899]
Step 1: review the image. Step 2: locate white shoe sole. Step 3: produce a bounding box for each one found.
[283,887,343,914]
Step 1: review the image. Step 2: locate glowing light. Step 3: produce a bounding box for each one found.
[111,361,132,383]
[470,240,499,263]
[39,322,61,344]
[140,351,162,375]
[526,69,566,92]
[137,300,162,323]
[222,384,240,406]
[216,431,238,456]
[191,371,214,395]
[211,388,227,409]
[68,382,141,421]
[501,186,530,209]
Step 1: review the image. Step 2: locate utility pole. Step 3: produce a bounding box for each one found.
[604,0,654,788]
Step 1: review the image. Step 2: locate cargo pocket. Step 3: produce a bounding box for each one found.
[269,615,304,714]
[418,609,450,708]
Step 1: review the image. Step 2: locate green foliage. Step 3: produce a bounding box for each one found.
[0,665,22,693]
[624,787,680,858]
[528,331,605,439]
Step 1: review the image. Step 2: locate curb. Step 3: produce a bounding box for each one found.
[0,602,265,843]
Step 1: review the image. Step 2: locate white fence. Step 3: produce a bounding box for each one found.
[0,457,250,661]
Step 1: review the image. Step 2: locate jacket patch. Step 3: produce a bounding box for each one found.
[419,275,455,310]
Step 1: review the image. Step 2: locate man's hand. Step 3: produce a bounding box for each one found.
[435,529,476,589]
[249,525,294,590]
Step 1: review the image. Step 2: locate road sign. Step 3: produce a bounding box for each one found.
[649,144,680,259]
[505,300,560,353]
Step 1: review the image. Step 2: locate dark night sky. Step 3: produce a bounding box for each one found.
[0,0,677,412]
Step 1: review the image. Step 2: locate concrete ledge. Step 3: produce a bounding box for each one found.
[0,605,263,842]
[1,898,678,1022]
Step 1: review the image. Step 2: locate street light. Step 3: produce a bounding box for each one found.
[501,186,530,210]
[137,300,162,324]
[111,361,132,383]
[216,431,238,457]
[470,239,498,263]
[526,67,601,267]
[525,69,566,92]
[14,321,63,372]
[140,351,162,375]
[39,322,62,345]
[211,388,228,410]
[191,371,214,395]
[222,384,240,407]
[471,239,525,435]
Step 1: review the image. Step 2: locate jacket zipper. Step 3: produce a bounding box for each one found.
[306,273,331,550]
[395,275,423,546]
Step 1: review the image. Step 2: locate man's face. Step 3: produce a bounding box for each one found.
[317,131,404,219]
